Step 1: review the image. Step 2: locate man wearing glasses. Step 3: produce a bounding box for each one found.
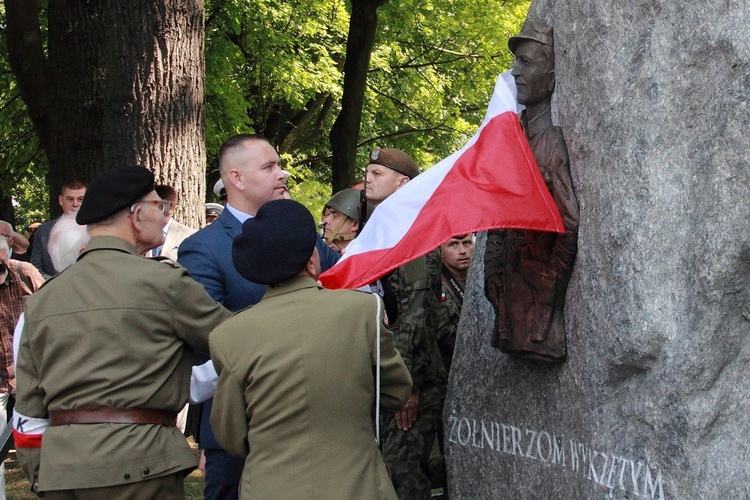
[12,166,230,499]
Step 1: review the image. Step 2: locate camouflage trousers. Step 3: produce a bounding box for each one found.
[379,404,441,500]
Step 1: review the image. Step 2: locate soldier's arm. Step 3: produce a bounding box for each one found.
[547,141,580,281]
[12,323,47,494]
[368,295,412,412]
[208,339,250,458]
[171,266,232,353]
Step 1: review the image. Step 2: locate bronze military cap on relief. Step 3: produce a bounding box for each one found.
[508,17,554,54]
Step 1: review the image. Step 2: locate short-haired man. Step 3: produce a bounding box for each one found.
[30,178,87,279]
[178,134,340,500]
[13,166,230,498]
[365,147,445,499]
[145,184,196,261]
[431,234,474,491]
[437,234,474,373]
[320,188,373,253]
[211,199,412,498]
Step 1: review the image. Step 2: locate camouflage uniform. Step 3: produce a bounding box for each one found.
[436,268,464,376]
[430,268,466,496]
[379,250,444,500]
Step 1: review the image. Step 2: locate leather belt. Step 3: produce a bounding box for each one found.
[48,408,177,427]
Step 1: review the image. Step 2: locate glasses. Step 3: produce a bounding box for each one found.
[131,199,171,217]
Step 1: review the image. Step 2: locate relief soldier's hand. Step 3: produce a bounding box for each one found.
[395,392,419,431]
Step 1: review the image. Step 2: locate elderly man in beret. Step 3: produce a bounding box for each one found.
[209,199,412,499]
[12,166,231,498]
[365,147,445,499]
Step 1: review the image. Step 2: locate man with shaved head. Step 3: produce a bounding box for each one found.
[178,134,339,499]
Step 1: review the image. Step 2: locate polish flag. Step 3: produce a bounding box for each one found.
[319,71,564,290]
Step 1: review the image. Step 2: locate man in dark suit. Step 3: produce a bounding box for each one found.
[178,134,339,500]
[30,178,87,279]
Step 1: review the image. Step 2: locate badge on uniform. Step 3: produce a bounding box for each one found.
[370,149,380,161]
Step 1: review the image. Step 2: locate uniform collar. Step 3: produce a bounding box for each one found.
[263,275,320,299]
[78,235,139,260]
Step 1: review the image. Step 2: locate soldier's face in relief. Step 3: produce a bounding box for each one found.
[364,163,408,205]
[59,187,86,214]
[511,41,555,106]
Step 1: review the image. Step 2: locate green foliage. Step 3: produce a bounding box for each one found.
[363,0,530,168]
[0,4,50,226]
[204,0,530,206]
[3,0,530,214]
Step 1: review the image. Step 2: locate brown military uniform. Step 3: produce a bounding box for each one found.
[14,235,231,493]
[485,119,579,361]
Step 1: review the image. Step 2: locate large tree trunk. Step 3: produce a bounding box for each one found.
[6,0,206,226]
[329,0,387,193]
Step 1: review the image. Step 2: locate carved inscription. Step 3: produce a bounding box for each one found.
[448,416,666,499]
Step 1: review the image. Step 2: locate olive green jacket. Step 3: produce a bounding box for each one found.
[210,276,412,499]
[14,236,231,492]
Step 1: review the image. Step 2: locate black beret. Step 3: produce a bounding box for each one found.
[77,166,155,225]
[232,199,317,285]
[368,148,420,179]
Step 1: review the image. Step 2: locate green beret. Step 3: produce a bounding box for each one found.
[76,166,155,225]
[232,199,317,285]
[368,148,420,179]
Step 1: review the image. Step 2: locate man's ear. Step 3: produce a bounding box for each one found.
[228,168,244,191]
[130,205,143,230]
[304,254,316,276]
[58,194,64,208]
[397,176,410,189]
[547,70,556,94]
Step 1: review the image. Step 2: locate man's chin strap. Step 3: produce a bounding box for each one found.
[323,217,356,244]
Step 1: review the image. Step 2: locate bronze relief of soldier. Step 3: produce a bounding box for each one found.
[484,18,580,362]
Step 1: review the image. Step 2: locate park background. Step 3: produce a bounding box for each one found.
[1,0,530,230]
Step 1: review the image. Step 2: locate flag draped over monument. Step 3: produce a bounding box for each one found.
[318,71,564,290]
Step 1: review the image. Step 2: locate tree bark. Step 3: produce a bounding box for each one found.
[329,0,387,193]
[7,0,206,225]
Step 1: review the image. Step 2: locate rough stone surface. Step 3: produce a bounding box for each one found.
[445,1,750,498]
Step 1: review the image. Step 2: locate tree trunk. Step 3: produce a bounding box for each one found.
[329,0,387,193]
[7,0,206,226]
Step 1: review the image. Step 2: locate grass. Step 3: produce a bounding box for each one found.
[4,440,205,499]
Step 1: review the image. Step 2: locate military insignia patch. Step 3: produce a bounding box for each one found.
[370,149,380,161]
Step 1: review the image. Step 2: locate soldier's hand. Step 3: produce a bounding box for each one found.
[395,392,419,431]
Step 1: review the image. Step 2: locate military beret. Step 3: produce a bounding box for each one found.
[232,199,317,285]
[508,18,554,54]
[76,166,155,225]
[368,148,420,179]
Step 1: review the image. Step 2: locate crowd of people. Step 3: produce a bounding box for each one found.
[0,15,574,499]
[0,136,474,500]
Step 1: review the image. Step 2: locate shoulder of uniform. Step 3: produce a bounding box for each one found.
[147,255,182,268]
